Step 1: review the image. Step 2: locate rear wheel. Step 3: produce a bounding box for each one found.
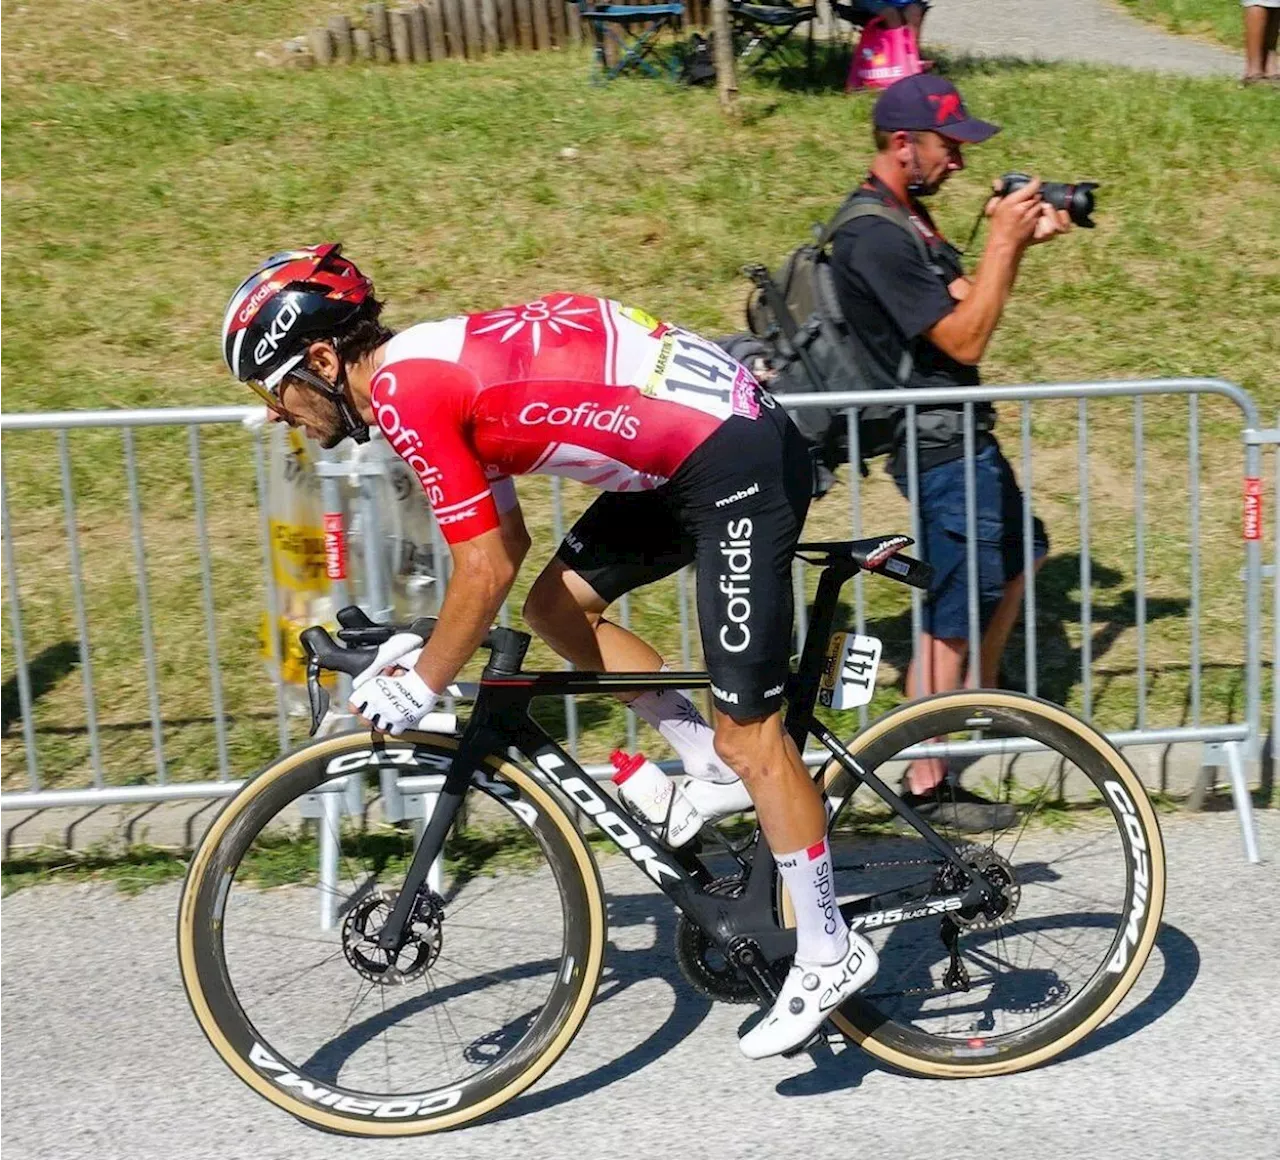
[178,731,606,1135]
[782,691,1165,1077]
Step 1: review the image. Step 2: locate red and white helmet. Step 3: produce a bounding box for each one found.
[221,243,374,395]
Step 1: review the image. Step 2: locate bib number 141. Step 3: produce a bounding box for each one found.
[818,633,883,710]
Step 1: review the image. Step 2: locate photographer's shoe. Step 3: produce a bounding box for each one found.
[681,774,755,822]
[901,776,1017,834]
[738,929,878,1060]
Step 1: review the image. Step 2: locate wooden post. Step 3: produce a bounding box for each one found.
[328,14,354,62]
[308,27,334,65]
[531,0,551,49]
[462,0,483,56]
[710,0,738,112]
[480,0,499,50]
[353,26,375,58]
[497,0,517,48]
[515,0,534,48]
[390,7,414,59]
[421,0,447,58]
[442,0,466,56]
[549,0,565,45]
[367,3,393,61]
[407,3,431,58]
[564,0,581,45]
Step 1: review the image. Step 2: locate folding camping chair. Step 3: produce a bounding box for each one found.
[729,0,816,75]
[575,0,686,84]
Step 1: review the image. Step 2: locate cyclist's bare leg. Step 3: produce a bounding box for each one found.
[525,560,732,782]
[522,559,661,686]
[711,712,824,853]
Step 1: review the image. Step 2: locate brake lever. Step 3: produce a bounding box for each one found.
[306,656,331,736]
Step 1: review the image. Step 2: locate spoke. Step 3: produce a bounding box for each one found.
[334,978,380,1041]
[225,926,342,948]
[379,987,392,1092]
[240,948,349,1004]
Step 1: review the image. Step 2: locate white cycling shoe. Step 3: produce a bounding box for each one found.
[680,775,755,822]
[738,929,879,1060]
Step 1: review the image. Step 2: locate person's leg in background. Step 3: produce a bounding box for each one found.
[895,445,1022,830]
[1242,0,1280,81]
[979,446,1050,687]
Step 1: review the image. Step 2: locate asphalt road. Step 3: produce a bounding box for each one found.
[925,0,1240,76]
[2,811,1277,1160]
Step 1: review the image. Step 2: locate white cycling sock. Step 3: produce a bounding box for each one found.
[629,672,737,784]
[775,837,850,966]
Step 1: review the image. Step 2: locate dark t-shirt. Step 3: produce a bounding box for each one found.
[830,176,992,473]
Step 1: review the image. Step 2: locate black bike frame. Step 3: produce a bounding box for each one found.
[366,552,991,999]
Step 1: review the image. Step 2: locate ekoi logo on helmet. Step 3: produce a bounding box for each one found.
[253,299,301,366]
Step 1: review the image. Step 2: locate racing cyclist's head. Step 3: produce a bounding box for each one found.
[222,244,394,448]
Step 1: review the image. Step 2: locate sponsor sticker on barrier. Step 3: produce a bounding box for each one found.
[818,632,883,709]
[323,512,347,580]
[1243,477,1262,541]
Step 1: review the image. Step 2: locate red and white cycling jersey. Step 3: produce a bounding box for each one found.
[370,293,762,543]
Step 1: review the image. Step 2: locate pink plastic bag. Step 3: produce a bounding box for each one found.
[846,18,921,92]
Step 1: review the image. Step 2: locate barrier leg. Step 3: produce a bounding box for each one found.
[1223,740,1262,864]
[417,794,444,896]
[319,790,342,929]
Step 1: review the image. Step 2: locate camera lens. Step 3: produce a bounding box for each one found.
[1041,181,1099,228]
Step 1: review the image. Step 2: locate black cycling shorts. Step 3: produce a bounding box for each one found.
[556,395,812,720]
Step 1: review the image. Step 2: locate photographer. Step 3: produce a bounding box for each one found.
[830,74,1068,832]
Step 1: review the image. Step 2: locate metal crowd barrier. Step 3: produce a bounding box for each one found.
[2,379,1275,867]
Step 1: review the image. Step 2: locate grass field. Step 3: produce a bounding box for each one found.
[1116,0,1248,50]
[2,1,1277,798]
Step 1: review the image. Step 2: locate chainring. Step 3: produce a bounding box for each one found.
[674,876,758,1005]
[341,890,444,985]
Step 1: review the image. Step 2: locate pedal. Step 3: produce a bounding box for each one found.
[780,1029,825,1058]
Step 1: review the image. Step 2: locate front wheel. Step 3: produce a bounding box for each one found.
[178,731,607,1135]
[784,691,1166,1078]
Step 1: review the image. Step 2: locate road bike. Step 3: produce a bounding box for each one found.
[178,535,1166,1136]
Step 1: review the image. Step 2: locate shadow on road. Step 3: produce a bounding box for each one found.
[774,919,1199,1097]
[488,889,716,1123]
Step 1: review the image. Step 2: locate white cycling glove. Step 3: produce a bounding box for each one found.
[348,632,439,736]
[352,632,425,688]
[350,669,440,736]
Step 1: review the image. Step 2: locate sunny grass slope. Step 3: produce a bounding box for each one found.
[2,1,1277,794]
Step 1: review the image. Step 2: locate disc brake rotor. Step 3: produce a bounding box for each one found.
[342,891,444,984]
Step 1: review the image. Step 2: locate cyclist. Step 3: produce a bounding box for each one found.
[222,244,877,1058]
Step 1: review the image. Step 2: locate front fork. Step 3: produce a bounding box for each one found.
[373,725,496,953]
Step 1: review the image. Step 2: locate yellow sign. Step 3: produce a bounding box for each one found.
[268,519,328,592]
[259,612,337,687]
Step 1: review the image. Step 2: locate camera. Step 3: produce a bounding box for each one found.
[997,172,1100,228]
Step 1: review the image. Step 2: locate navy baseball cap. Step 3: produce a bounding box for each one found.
[873,74,1000,143]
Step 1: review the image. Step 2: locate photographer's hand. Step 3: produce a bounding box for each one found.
[986,177,1043,253]
[1029,201,1073,246]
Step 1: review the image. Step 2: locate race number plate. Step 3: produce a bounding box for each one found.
[818,633,883,710]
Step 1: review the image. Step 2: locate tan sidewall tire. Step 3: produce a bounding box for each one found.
[178,731,607,1134]
[781,691,1166,1078]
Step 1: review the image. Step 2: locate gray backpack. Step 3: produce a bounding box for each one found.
[742,197,937,480]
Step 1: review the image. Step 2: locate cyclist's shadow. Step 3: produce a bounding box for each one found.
[773,914,1201,1097]
[486,888,716,1123]
[302,886,716,1122]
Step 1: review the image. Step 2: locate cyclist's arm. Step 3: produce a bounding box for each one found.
[413,527,521,693]
[370,358,522,692]
[491,477,531,567]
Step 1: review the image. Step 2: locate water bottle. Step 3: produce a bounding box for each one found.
[610,750,702,848]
